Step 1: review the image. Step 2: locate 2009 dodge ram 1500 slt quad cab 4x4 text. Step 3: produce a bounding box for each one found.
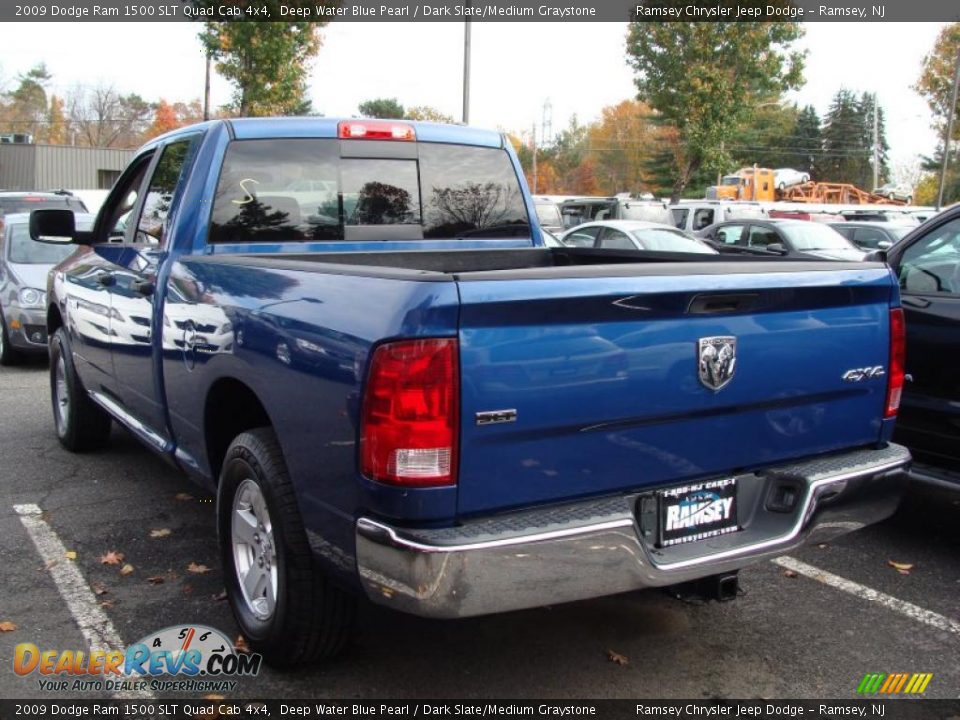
[30,117,910,666]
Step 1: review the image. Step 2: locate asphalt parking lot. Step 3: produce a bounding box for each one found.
[1,358,958,700]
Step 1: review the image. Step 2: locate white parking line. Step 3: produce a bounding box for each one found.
[13,503,155,700]
[773,555,960,636]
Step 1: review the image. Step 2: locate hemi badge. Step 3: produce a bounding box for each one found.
[475,409,517,426]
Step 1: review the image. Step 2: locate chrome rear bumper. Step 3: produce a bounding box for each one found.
[356,443,910,618]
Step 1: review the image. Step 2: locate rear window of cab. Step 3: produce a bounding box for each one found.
[208,139,530,243]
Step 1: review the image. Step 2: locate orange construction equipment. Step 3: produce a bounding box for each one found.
[778,182,906,205]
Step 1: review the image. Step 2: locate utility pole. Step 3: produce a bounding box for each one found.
[872,92,879,190]
[203,52,211,121]
[531,123,538,195]
[937,45,960,211]
[462,12,471,124]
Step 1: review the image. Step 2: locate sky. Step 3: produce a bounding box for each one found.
[0,21,947,173]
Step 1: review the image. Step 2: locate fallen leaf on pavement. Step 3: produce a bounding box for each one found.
[146,576,165,585]
[119,564,135,576]
[175,493,194,502]
[91,581,109,596]
[888,560,914,575]
[182,584,194,596]
[212,590,228,602]
[607,649,629,666]
[44,560,58,570]
[149,528,172,539]
[817,544,828,549]
[782,569,798,579]
[100,551,124,566]
[0,621,17,632]
[64,550,77,560]
[234,635,251,654]
[99,599,115,610]
[187,562,210,574]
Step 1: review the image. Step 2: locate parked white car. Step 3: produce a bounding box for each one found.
[774,168,810,190]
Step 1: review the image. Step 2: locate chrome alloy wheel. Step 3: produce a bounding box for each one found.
[54,353,69,434]
[232,478,278,620]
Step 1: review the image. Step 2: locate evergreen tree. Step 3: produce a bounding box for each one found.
[789,105,823,179]
[821,89,870,186]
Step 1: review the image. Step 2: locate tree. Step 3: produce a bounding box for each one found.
[625,20,804,201]
[144,99,180,139]
[358,97,405,119]
[819,89,888,188]
[65,84,152,148]
[585,100,658,195]
[728,101,800,172]
[2,63,51,139]
[404,105,455,123]
[788,105,823,179]
[45,94,68,145]
[199,15,324,116]
[915,23,960,141]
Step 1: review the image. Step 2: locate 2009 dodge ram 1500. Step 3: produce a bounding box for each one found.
[31,118,910,666]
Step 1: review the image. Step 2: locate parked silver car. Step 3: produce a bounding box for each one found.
[560,220,717,254]
[873,183,913,204]
[0,212,92,364]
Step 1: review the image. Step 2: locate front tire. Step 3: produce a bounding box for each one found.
[218,429,356,667]
[49,327,111,451]
[0,312,22,366]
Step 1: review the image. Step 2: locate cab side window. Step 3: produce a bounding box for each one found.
[899,218,960,295]
[134,137,198,246]
[100,156,153,243]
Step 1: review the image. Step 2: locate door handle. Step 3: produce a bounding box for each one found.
[901,296,931,309]
[96,273,115,287]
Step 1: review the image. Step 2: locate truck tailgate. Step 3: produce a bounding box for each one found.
[456,266,895,515]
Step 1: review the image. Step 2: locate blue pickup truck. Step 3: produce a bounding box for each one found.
[30,118,911,666]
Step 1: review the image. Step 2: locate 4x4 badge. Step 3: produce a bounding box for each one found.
[698,336,737,391]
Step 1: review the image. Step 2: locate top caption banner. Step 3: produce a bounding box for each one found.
[6,0,960,22]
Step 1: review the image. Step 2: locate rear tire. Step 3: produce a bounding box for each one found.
[0,312,22,366]
[49,327,112,451]
[218,428,356,667]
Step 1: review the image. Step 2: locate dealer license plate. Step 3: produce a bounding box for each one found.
[658,477,739,547]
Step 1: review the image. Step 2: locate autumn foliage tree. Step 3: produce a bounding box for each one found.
[915,23,960,204]
[585,100,659,193]
[626,20,805,201]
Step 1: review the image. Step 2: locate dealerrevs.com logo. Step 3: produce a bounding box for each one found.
[14,625,261,694]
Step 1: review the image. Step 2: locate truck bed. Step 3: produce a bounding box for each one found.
[199,246,878,280]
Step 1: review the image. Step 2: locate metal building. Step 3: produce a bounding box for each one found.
[0,144,134,191]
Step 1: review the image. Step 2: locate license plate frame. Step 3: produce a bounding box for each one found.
[657,477,740,548]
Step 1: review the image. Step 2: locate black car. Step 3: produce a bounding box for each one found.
[886,204,960,487]
[829,221,915,251]
[0,191,87,216]
[698,218,866,261]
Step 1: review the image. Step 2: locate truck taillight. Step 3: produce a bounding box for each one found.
[360,338,458,487]
[338,120,415,141]
[885,308,906,419]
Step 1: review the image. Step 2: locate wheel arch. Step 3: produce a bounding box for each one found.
[204,377,274,483]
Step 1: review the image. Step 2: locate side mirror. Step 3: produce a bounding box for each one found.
[766,242,788,255]
[877,240,893,250]
[30,209,76,244]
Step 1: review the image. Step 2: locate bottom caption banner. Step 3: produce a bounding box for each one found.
[2,701,960,720]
